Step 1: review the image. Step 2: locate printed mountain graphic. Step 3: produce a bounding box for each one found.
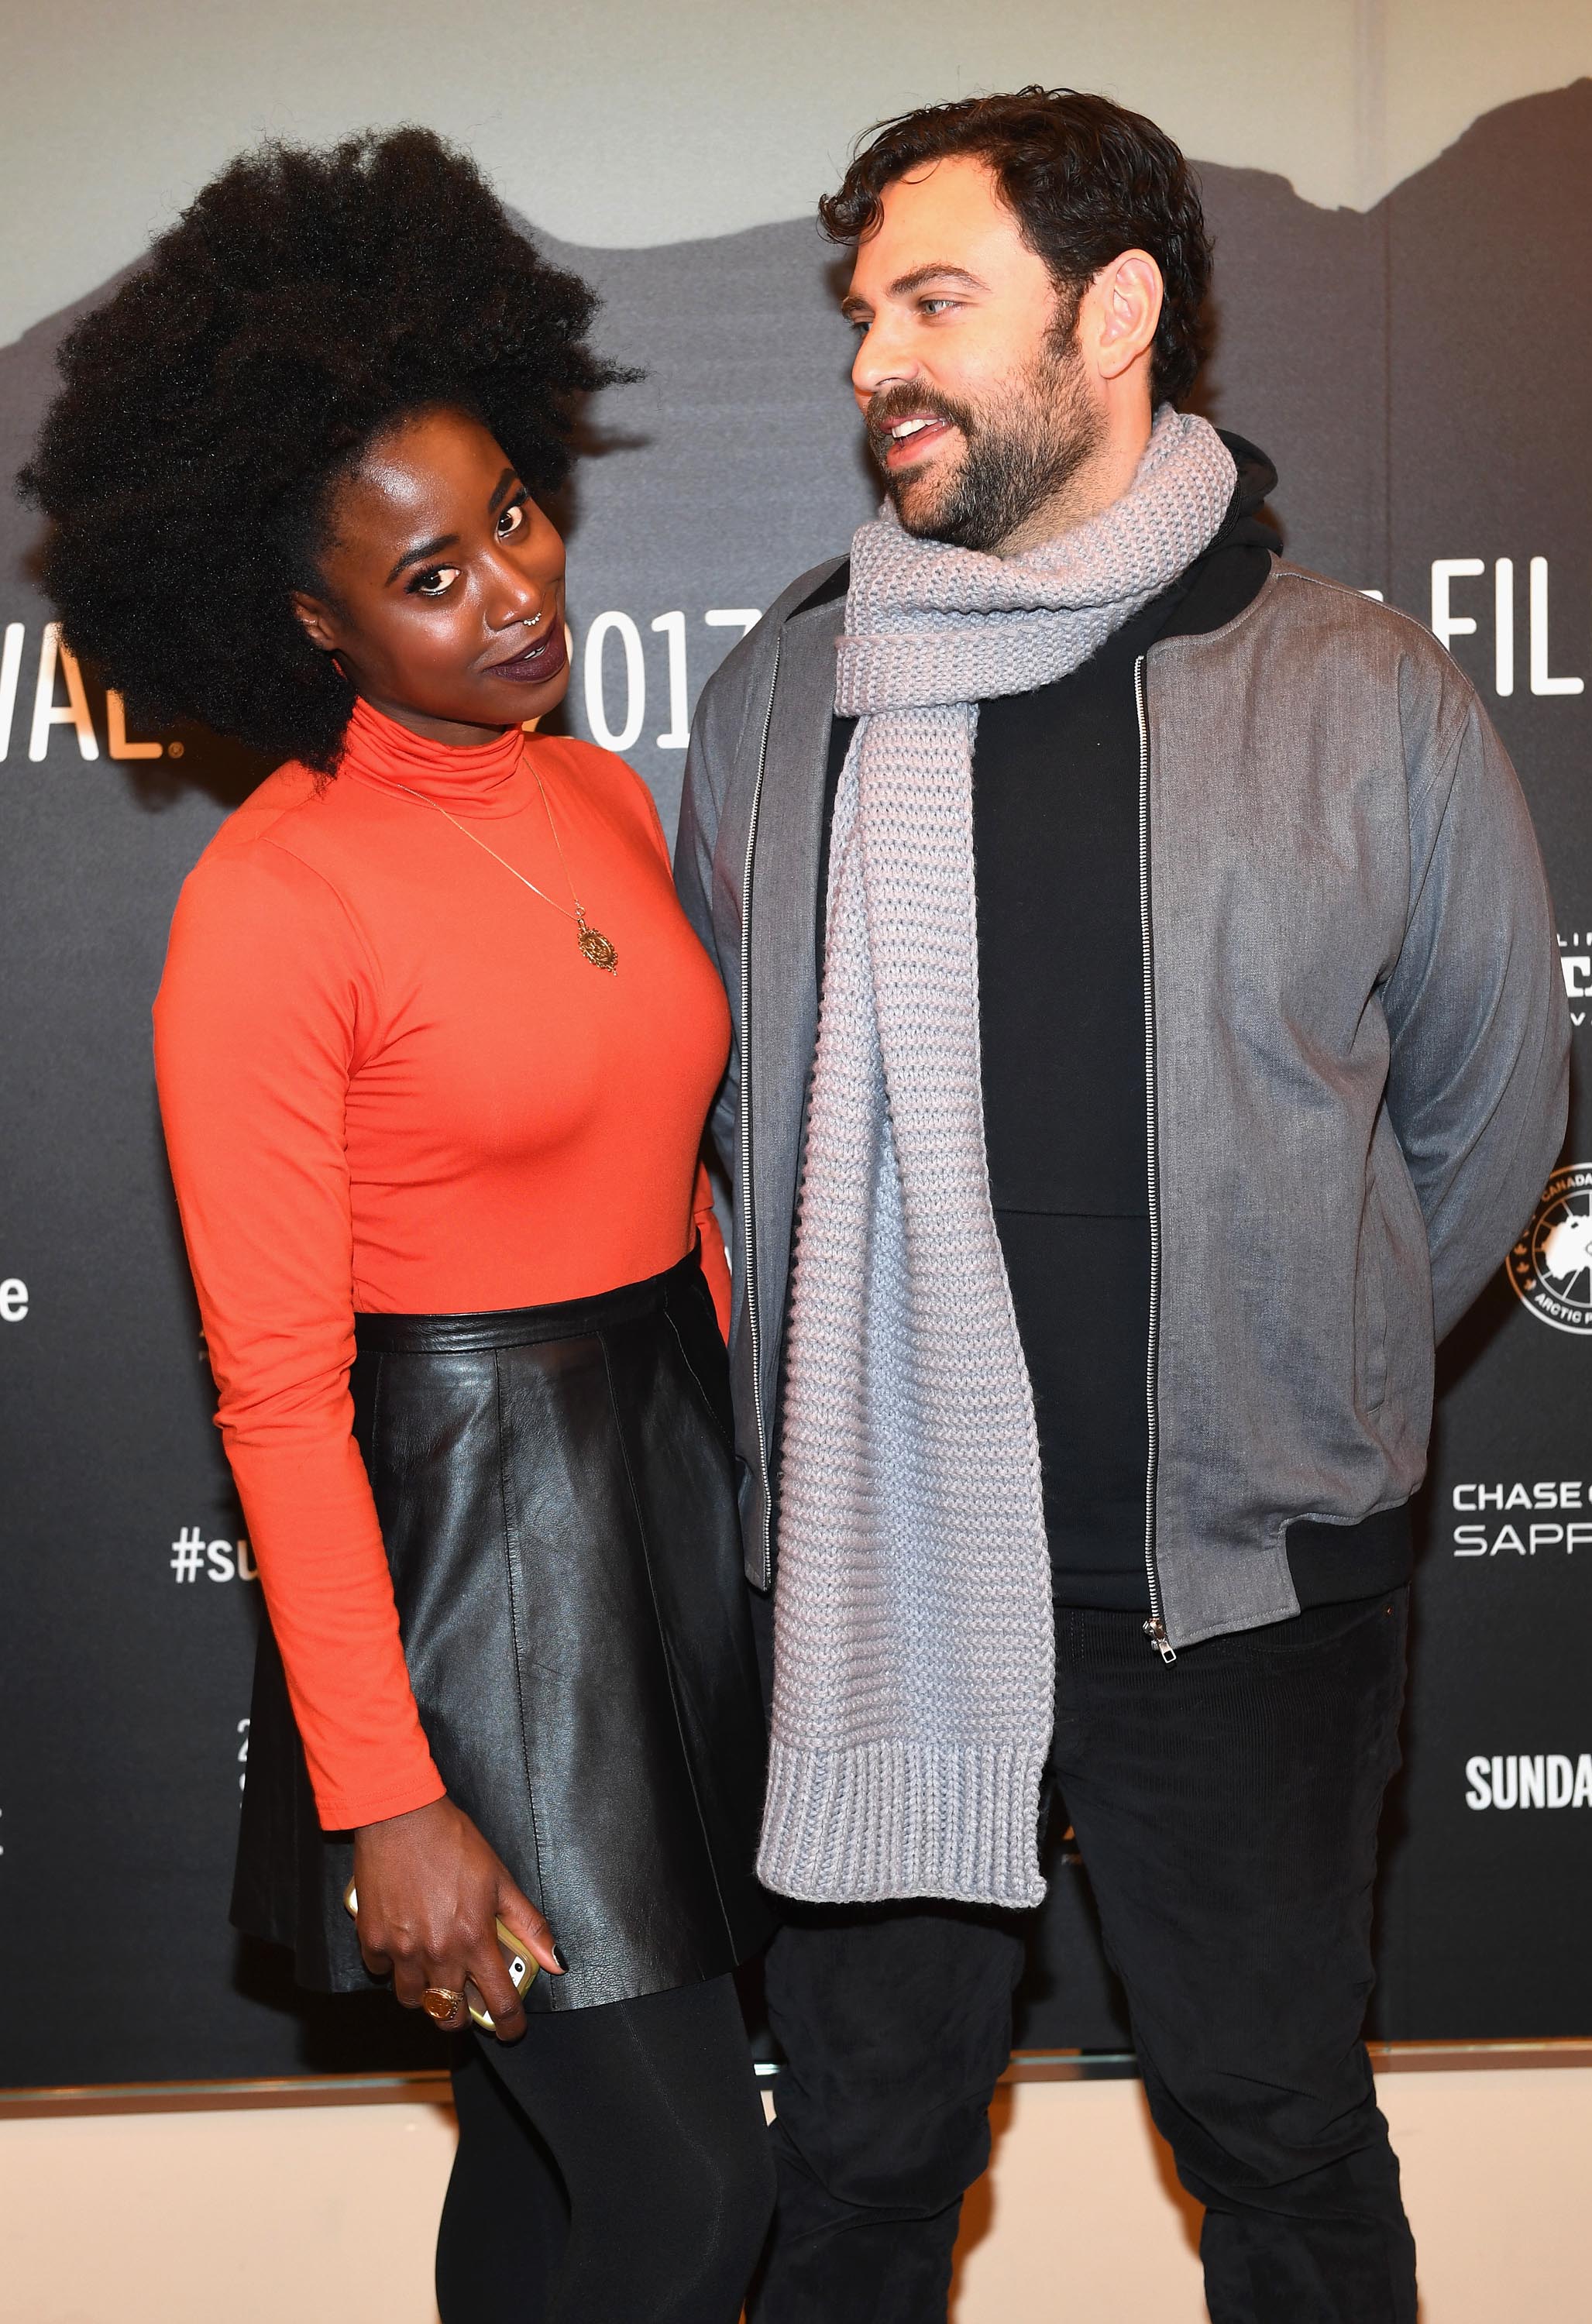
[5,78,1588,848]
[1,81,1588,2081]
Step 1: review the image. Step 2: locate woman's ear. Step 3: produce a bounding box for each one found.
[291,590,341,655]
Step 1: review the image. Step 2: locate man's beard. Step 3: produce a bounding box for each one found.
[868,334,1103,555]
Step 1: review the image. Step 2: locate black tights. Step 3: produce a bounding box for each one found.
[435,1975,774,2324]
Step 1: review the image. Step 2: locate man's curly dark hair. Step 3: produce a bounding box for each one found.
[819,88,1212,408]
[19,127,628,772]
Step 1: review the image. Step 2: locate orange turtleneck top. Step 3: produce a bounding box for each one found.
[153,700,732,1830]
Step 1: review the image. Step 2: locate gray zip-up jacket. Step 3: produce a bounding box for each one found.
[675,554,1570,1648]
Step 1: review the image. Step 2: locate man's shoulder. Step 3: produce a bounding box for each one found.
[1178,560,1487,792]
[1260,561,1477,695]
[1177,559,1484,752]
[700,555,849,713]
[768,552,851,627]
[689,555,850,799]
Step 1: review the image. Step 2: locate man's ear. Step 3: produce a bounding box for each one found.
[1089,249,1164,383]
[291,590,341,655]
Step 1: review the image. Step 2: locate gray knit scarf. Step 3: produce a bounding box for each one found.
[758,408,1236,1907]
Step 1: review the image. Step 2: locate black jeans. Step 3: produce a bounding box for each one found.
[749,1590,1416,2324]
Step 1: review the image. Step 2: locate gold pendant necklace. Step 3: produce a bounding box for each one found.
[573,917,619,974]
[388,764,618,975]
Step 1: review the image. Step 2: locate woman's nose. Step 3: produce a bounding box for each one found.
[485,565,548,633]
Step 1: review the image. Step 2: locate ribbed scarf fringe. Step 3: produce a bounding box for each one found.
[759,1741,1051,1906]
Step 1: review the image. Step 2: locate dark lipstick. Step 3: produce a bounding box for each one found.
[486,624,568,686]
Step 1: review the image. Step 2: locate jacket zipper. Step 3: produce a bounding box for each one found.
[1135,655,1176,1664]
[738,636,784,1590]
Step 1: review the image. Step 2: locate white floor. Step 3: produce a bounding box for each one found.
[2,2055,1587,2322]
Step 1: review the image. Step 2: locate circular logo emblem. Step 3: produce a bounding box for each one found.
[1507,1163,1592,1335]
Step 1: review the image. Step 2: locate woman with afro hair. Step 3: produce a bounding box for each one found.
[24,129,775,2320]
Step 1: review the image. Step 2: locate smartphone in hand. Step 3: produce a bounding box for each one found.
[343,1880,538,2029]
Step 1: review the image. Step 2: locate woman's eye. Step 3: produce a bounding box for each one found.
[497,501,526,539]
[411,565,461,598]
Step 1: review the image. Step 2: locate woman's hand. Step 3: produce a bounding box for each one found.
[352,1796,563,2040]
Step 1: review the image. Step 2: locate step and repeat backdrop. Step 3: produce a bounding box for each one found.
[1,72,1589,2085]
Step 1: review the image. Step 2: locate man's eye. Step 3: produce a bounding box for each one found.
[497,502,527,538]
[411,566,461,598]
[920,298,958,316]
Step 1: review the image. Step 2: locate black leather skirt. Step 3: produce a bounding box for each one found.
[231,1250,774,2009]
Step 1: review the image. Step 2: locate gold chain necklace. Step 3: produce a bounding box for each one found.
[388,764,618,975]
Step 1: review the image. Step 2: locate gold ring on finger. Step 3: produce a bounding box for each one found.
[421,1985,466,2025]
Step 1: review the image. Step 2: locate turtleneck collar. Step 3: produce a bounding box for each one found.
[337,694,531,816]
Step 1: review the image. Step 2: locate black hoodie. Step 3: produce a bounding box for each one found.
[973,434,1278,1609]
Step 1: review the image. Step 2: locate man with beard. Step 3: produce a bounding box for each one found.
[676,88,1567,2324]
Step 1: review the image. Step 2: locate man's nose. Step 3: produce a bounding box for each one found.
[851,316,920,404]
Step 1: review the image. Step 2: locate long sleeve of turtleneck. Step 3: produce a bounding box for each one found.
[154,702,732,1829]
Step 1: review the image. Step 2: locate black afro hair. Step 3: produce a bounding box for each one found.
[19,126,628,772]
